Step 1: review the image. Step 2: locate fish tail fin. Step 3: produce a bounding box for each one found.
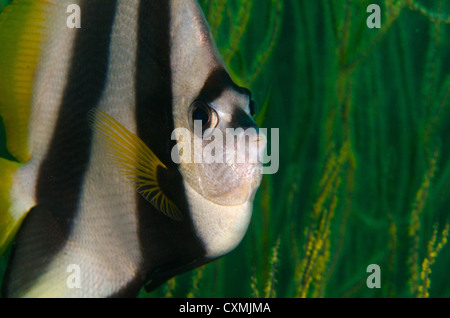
[0,158,25,255]
[0,0,52,163]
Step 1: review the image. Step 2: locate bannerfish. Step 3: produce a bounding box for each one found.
[0,0,266,297]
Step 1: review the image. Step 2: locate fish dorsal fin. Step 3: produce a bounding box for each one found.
[0,0,51,163]
[88,109,183,221]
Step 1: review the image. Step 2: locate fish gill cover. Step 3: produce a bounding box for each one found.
[0,0,449,298]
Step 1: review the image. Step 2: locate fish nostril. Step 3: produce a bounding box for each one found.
[255,130,266,144]
[255,133,267,157]
[256,134,265,144]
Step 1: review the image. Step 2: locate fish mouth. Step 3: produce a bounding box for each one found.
[177,127,267,207]
[183,154,263,207]
[185,165,262,207]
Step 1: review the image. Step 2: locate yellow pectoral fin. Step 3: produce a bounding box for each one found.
[0,0,51,163]
[88,109,183,221]
[0,158,25,255]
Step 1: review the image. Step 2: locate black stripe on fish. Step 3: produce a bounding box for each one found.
[3,0,118,297]
[197,68,256,131]
[130,0,207,294]
[196,67,252,104]
[110,274,144,298]
[229,107,258,130]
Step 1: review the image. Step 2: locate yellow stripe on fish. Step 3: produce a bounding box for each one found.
[0,158,22,255]
[0,0,50,163]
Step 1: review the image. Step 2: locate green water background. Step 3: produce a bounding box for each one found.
[0,0,449,298]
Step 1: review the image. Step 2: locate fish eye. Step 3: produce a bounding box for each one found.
[188,100,219,136]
